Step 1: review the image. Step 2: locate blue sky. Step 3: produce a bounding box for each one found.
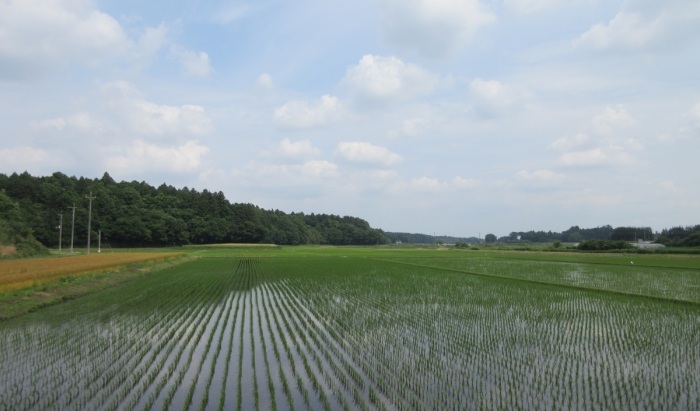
[1,0,699,238]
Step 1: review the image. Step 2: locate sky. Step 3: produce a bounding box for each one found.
[1,0,699,238]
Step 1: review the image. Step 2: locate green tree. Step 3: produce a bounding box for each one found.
[484,233,496,243]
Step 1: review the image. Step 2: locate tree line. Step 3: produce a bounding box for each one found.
[0,172,388,251]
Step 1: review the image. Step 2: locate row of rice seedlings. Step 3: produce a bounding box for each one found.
[261,280,324,410]
[196,276,242,411]
[90,282,216,409]
[0,262,211,406]
[102,269,229,411]
[176,260,245,410]
[256,278,295,410]
[156,266,238,411]
[258,280,306,410]
[268,279,369,410]
[281,277,418,410]
[275,256,700,410]
[90,272,218,407]
[389,256,700,303]
[0,269,202,410]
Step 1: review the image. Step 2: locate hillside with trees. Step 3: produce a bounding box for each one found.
[0,172,388,251]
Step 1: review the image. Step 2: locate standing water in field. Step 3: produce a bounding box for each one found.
[1,254,699,410]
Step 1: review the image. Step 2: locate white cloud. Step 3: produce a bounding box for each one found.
[343,55,439,102]
[0,0,149,79]
[105,140,209,174]
[516,169,564,184]
[257,73,274,91]
[689,103,700,130]
[300,160,338,177]
[559,148,606,167]
[212,4,252,24]
[593,104,634,135]
[408,176,448,192]
[558,148,635,168]
[504,0,568,14]
[574,11,665,52]
[278,138,320,158]
[170,45,212,77]
[388,117,431,138]
[274,95,343,129]
[104,81,213,137]
[335,142,402,166]
[377,0,496,58]
[31,112,98,133]
[137,23,169,59]
[549,134,589,151]
[0,146,51,171]
[469,78,529,117]
[452,176,478,189]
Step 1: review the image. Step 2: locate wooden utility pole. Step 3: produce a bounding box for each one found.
[57,212,63,254]
[86,192,94,255]
[69,204,76,254]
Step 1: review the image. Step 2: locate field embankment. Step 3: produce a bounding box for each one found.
[0,252,186,319]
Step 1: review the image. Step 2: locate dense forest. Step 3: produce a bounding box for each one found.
[1,171,698,256]
[384,232,481,245]
[0,172,388,250]
[497,225,700,246]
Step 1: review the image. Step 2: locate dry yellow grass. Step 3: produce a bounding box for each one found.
[0,252,184,292]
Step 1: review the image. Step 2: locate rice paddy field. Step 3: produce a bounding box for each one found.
[1,246,699,410]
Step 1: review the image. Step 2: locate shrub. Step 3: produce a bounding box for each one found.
[576,240,635,251]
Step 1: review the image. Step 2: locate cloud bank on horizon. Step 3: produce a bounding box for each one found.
[1,0,699,237]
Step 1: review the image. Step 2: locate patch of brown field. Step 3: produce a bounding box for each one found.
[0,245,16,257]
[0,252,183,292]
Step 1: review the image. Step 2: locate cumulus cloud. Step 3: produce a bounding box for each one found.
[388,116,433,138]
[469,78,529,117]
[104,81,213,137]
[105,140,209,174]
[377,0,496,58]
[335,142,402,166]
[593,104,635,134]
[278,138,320,158]
[31,112,99,133]
[0,146,51,171]
[504,0,568,14]
[559,148,606,167]
[572,5,700,53]
[551,105,642,168]
[170,45,212,77]
[548,134,589,151]
[689,103,700,130]
[257,73,274,91]
[0,0,166,79]
[300,160,338,177]
[274,95,343,129]
[516,169,564,184]
[452,176,478,189]
[343,55,440,102]
[408,176,447,192]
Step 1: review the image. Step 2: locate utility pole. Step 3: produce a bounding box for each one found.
[86,191,95,255]
[57,212,63,254]
[69,204,76,254]
[98,230,101,253]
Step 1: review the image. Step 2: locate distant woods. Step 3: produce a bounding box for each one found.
[1,171,698,254]
[0,172,388,249]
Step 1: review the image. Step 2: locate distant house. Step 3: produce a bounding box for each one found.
[631,240,665,249]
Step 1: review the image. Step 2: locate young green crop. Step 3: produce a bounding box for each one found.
[1,250,699,410]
